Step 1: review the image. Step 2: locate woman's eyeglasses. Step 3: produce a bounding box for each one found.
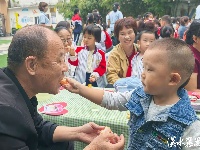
[61,38,73,43]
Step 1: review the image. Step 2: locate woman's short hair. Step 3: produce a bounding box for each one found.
[114,17,137,39]
[186,19,200,45]
[38,2,48,11]
[83,24,101,43]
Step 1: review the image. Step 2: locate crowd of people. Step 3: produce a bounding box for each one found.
[1,1,200,149]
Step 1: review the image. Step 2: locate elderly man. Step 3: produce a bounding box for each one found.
[0,25,124,150]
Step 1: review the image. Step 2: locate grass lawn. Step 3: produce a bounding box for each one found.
[0,54,7,67]
[0,40,11,45]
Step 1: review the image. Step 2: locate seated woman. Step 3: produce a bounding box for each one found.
[106,17,138,84]
[185,20,200,92]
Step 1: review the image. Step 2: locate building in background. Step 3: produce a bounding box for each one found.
[0,0,66,35]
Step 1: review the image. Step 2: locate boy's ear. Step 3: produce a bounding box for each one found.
[169,73,181,85]
[25,56,37,75]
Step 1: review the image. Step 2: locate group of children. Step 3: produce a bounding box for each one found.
[52,11,200,149]
[54,19,157,88]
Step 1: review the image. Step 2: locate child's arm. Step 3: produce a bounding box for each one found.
[65,78,104,105]
[68,47,82,66]
[63,78,132,110]
[92,50,106,79]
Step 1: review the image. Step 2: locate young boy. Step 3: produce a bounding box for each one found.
[64,38,200,149]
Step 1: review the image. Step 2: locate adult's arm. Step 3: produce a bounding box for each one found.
[52,122,105,144]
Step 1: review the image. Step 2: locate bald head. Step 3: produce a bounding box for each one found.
[7,25,59,72]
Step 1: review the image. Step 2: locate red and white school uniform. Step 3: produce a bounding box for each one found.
[69,46,107,87]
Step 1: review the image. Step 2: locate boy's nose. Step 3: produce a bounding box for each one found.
[141,71,145,79]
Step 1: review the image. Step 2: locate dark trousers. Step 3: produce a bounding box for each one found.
[74,33,80,45]
[38,141,74,150]
[85,72,98,87]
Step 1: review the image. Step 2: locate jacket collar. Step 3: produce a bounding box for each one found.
[116,43,138,60]
[126,87,198,125]
[85,46,97,54]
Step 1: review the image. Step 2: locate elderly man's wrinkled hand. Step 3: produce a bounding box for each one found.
[84,126,125,150]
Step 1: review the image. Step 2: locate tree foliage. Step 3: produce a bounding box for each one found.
[56,0,199,22]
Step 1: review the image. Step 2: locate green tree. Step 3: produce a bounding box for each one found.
[56,0,199,22]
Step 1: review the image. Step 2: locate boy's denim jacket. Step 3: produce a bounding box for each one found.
[125,87,198,150]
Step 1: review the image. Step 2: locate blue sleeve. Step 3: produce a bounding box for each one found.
[39,15,46,24]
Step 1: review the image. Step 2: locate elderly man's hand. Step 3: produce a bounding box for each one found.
[83,126,125,150]
[77,122,105,143]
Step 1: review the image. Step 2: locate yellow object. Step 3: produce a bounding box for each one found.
[15,12,22,29]
[88,84,92,88]
[127,111,130,119]
[50,7,56,13]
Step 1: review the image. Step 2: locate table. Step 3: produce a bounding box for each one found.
[38,90,129,150]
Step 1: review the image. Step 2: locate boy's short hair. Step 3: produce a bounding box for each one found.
[161,15,171,25]
[148,38,194,83]
[137,30,155,41]
[83,24,101,43]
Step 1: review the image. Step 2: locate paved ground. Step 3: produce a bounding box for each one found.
[0,36,12,55]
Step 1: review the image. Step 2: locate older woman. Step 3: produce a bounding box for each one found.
[106,17,138,84]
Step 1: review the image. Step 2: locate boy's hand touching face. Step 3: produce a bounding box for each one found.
[68,46,76,56]
[89,75,96,83]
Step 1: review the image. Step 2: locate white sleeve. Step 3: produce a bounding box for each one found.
[119,11,123,19]
[181,120,200,149]
[101,31,106,43]
[69,55,77,61]
[101,90,133,111]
